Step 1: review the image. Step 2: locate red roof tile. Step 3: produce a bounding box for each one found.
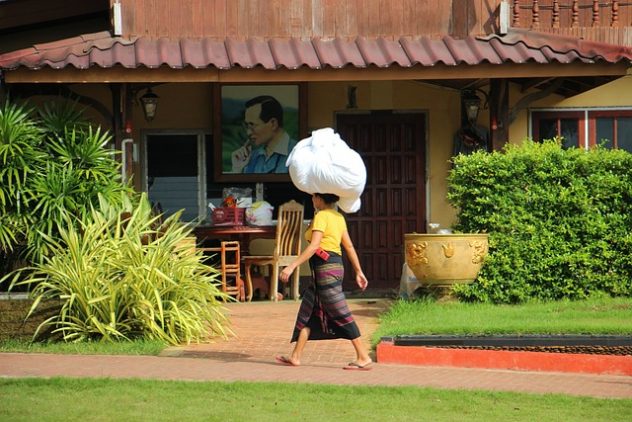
[1,29,631,71]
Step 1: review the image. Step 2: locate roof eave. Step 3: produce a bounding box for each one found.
[3,61,629,84]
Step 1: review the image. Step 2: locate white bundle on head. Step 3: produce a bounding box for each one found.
[286,127,366,213]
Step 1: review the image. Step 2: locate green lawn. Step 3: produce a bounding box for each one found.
[1,378,630,422]
[372,296,632,345]
[0,339,166,355]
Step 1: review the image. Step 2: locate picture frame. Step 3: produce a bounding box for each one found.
[213,83,307,182]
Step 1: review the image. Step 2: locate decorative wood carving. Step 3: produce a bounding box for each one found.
[532,0,540,30]
[513,0,520,27]
[592,0,600,27]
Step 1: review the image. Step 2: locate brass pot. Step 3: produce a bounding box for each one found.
[404,233,489,286]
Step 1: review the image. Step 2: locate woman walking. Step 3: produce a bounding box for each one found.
[276,193,373,370]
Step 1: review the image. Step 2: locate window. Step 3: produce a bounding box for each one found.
[532,110,632,153]
[590,111,632,152]
[144,132,207,222]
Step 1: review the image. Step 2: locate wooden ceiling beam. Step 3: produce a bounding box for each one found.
[520,77,557,92]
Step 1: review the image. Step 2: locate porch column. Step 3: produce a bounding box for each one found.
[110,83,123,150]
[489,78,509,151]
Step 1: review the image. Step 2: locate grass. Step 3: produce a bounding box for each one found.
[3,296,631,355]
[1,378,631,422]
[0,339,166,355]
[372,295,632,345]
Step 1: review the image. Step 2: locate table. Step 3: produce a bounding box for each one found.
[194,224,276,254]
[194,224,277,301]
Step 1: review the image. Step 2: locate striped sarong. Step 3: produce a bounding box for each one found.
[291,252,361,342]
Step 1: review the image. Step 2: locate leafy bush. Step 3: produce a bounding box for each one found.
[448,140,632,303]
[6,194,230,345]
[0,99,131,270]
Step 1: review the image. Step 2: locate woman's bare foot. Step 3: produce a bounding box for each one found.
[343,359,373,370]
[357,357,373,366]
[275,355,300,367]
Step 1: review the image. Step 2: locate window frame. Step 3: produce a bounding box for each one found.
[588,109,632,149]
[532,110,586,148]
[531,108,632,151]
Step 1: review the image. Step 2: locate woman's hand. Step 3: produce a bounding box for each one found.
[280,265,295,283]
[356,272,368,291]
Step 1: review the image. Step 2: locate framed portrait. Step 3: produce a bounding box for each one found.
[213,83,307,182]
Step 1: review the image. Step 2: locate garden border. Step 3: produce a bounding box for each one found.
[377,336,632,376]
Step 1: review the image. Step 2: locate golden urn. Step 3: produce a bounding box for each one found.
[404,233,489,286]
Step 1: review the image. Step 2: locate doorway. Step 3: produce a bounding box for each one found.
[336,112,426,292]
[144,131,207,222]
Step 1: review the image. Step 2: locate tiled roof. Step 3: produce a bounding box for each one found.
[1,29,631,71]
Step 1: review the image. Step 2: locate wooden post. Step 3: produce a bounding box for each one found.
[552,0,560,29]
[489,79,509,152]
[592,0,600,27]
[513,0,520,27]
[532,0,540,30]
[110,83,123,151]
[122,83,135,185]
[612,0,619,27]
[572,0,579,28]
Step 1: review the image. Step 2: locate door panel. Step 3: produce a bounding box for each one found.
[336,112,426,291]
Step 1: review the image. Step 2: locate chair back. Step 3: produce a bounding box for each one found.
[196,240,244,301]
[274,200,304,259]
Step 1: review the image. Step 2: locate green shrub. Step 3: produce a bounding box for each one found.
[448,140,632,303]
[0,99,131,271]
[6,194,230,345]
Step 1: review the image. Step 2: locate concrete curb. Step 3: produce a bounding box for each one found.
[377,341,632,376]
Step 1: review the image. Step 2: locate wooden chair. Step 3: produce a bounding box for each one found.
[198,241,245,302]
[243,200,304,301]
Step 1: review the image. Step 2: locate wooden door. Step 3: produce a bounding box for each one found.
[336,112,426,292]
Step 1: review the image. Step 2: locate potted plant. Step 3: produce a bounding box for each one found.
[404,232,488,291]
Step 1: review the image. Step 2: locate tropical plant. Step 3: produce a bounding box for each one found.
[0,98,131,271]
[37,98,88,137]
[7,194,231,345]
[25,124,130,261]
[0,101,43,253]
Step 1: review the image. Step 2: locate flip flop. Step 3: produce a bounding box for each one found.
[343,361,373,371]
[275,355,299,367]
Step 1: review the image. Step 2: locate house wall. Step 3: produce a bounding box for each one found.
[128,83,214,191]
[507,74,632,145]
[117,0,500,39]
[308,80,461,231]
[16,75,628,232]
[528,74,632,108]
[113,80,462,230]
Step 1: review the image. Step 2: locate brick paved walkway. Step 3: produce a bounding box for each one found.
[1,299,631,399]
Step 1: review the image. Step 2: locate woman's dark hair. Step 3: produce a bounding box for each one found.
[316,193,340,204]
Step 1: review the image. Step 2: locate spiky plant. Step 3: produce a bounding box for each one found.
[0,98,131,268]
[0,101,44,253]
[8,194,231,344]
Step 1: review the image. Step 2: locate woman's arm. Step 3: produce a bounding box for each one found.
[341,230,368,291]
[279,230,323,283]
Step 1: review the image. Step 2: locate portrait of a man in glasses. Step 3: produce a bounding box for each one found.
[231,95,298,174]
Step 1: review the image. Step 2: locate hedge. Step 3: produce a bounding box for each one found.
[447,140,632,303]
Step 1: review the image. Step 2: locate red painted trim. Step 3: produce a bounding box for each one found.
[377,342,632,376]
